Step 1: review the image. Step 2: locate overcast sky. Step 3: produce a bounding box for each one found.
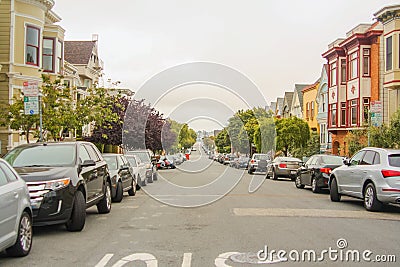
[54,0,397,131]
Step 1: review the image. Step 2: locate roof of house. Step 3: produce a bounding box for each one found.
[64,41,96,65]
[294,84,309,110]
[283,92,294,111]
[276,98,284,113]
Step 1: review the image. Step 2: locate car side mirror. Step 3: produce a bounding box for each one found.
[81,159,96,167]
[120,164,129,170]
[343,158,350,166]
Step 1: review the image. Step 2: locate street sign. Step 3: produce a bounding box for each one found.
[23,81,39,97]
[370,101,382,113]
[370,100,383,127]
[24,96,39,115]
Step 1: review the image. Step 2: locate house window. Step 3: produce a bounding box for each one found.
[26,25,40,66]
[42,38,54,72]
[340,59,346,84]
[330,103,337,127]
[349,52,358,80]
[363,98,370,125]
[341,102,346,126]
[363,49,370,76]
[311,101,315,119]
[306,102,310,120]
[386,36,392,71]
[330,62,337,86]
[56,41,63,73]
[320,124,326,144]
[321,94,326,113]
[350,99,358,126]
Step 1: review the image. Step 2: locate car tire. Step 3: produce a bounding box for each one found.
[364,183,383,212]
[311,178,321,193]
[66,190,86,232]
[248,168,253,174]
[128,178,136,196]
[153,172,158,181]
[142,176,147,187]
[136,176,142,190]
[97,182,112,214]
[271,168,278,180]
[6,211,32,257]
[295,175,305,189]
[113,181,123,202]
[329,177,341,202]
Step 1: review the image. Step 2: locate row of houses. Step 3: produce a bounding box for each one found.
[0,0,108,155]
[267,4,400,157]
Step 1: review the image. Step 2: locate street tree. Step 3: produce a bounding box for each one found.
[275,116,310,156]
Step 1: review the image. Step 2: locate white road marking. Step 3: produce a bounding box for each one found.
[233,208,400,221]
[95,253,114,267]
[215,252,239,267]
[112,253,157,267]
[181,253,192,267]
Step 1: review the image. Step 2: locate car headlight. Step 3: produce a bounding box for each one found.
[44,178,71,191]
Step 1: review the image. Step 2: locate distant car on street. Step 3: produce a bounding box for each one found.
[329,147,400,211]
[125,150,157,183]
[248,153,270,174]
[125,154,146,190]
[266,156,302,180]
[0,158,33,257]
[295,154,344,193]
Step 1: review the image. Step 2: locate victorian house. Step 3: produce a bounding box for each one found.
[302,81,320,133]
[290,84,308,119]
[322,23,382,156]
[316,65,330,153]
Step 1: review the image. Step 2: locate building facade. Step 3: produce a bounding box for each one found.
[322,23,382,156]
[316,65,330,153]
[290,84,308,119]
[282,92,293,118]
[302,81,320,132]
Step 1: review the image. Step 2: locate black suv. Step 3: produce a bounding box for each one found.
[3,141,112,232]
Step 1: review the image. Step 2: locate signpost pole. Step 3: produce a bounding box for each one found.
[39,92,43,142]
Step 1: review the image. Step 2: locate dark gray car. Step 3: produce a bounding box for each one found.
[266,156,302,181]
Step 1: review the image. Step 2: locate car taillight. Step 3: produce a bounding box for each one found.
[279,163,287,168]
[251,160,255,163]
[320,168,332,174]
[381,170,400,178]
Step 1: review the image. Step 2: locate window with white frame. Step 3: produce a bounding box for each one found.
[363,49,370,76]
[320,124,326,144]
[386,36,392,71]
[341,102,346,126]
[363,98,370,125]
[330,62,337,86]
[56,41,63,74]
[350,99,358,126]
[340,59,346,84]
[322,93,326,113]
[42,38,54,72]
[330,103,337,127]
[349,51,358,80]
[311,101,315,119]
[26,25,40,66]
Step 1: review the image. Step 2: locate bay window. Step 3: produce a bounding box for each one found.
[330,103,337,127]
[350,99,358,126]
[26,25,40,66]
[42,38,54,72]
[340,59,346,84]
[341,102,346,126]
[330,62,337,86]
[386,36,392,71]
[349,52,358,80]
[363,49,370,76]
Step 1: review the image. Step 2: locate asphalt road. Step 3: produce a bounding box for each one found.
[1,148,399,266]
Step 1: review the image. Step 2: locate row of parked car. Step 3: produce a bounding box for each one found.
[211,147,400,213]
[0,141,159,257]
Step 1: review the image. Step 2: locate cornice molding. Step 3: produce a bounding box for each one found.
[16,0,54,11]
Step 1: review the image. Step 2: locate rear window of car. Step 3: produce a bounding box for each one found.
[254,154,269,160]
[4,144,76,167]
[104,156,118,170]
[129,151,150,162]
[321,156,344,165]
[126,156,137,167]
[388,154,400,167]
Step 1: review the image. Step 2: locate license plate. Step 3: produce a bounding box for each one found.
[291,170,297,174]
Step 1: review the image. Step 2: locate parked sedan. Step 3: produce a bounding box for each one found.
[125,154,146,190]
[103,153,136,202]
[329,147,400,211]
[295,155,344,193]
[4,142,112,232]
[0,159,32,257]
[266,156,302,180]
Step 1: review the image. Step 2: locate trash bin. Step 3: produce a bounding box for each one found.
[185,153,190,160]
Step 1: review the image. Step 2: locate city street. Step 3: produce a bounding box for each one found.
[1,149,399,266]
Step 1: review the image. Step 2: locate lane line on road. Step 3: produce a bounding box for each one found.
[181,253,192,267]
[233,208,400,221]
[95,253,114,267]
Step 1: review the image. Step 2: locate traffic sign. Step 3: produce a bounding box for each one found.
[24,96,39,115]
[23,81,39,97]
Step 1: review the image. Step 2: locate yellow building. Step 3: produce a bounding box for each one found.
[302,81,320,132]
[0,0,64,155]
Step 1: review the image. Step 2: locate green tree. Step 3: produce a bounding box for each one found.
[275,116,310,156]
[7,97,39,143]
[345,129,368,157]
[215,128,231,154]
[178,124,196,149]
[253,117,275,154]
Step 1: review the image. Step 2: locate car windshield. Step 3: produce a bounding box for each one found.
[254,154,269,160]
[320,156,344,165]
[125,156,137,167]
[4,144,76,167]
[388,154,400,167]
[103,156,118,170]
[129,151,150,162]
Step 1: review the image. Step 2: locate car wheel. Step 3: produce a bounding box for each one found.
[128,178,136,196]
[329,177,341,202]
[248,168,253,174]
[97,182,112,214]
[66,190,86,232]
[153,172,158,181]
[142,176,147,187]
[6,211,32,257]
[136,176,142,190]
[295,175,305,189]
[113,181,123,202]
[271,168,278,180]
[364,183,383,212]
[311,178,321,193]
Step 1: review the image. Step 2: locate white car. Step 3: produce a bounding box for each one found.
[125,154,147,188]
[0,158,33,257]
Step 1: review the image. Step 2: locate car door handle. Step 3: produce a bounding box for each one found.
[14,192,19,199]
[363,171,367,173]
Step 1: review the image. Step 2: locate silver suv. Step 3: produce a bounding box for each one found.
[0,159,32,257]
[329,147,400,211]
[248,153,270,174]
